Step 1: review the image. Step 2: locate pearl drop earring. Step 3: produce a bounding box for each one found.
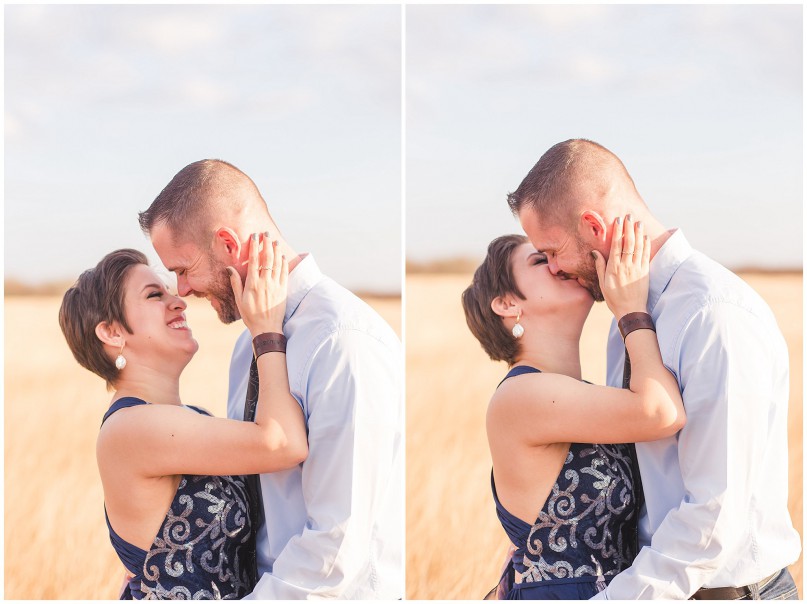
[512,309,524,339]
[115,342,127,370]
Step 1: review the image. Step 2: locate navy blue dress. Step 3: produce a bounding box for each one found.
[101,398,258,599]
[490,366,640,600]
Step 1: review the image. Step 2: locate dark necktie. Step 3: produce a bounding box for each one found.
[622,347,645,556]
[242,356,263,583]
[622,348,632,389]
[244,355,260,423]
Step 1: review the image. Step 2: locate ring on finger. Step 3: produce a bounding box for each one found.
[259,265,271,271]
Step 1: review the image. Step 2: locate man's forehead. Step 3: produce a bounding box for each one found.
[150,222,175,248]
[519,211,565,249]
[151,224,196,257]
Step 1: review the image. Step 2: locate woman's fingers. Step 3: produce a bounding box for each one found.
[259,232,271,282]
[271,238,282,282]
[599,214,650,318]
[235,232,288,335]
[593,250,606,286]
[279,254,288,288]
[247,232,261,287]
[227,267,243,313]
[642,234,651,268]
[632,220,644,267]
[609,216,623,272]
[622,214,636,262]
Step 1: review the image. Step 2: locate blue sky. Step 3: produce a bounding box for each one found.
[407,4,803,270]
[5,5,402,293]
[4,4,803,295]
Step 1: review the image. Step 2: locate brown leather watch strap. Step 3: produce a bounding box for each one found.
[618,312,655,341]
[252,332,287,358]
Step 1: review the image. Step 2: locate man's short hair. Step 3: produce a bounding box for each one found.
[506,139,637,226]
[138,159,266,247]
[461,234,528,366]
[59,249,148,390]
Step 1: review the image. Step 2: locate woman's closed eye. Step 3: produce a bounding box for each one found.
[530,253,548,265]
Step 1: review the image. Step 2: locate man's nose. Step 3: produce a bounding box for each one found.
[175,275,192,297]
[547,256,561,276]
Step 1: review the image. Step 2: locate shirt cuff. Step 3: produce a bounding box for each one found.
[590,590,608,600]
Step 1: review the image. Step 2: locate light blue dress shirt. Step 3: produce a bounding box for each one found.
[592,230,800,599]
[227,254,403,599]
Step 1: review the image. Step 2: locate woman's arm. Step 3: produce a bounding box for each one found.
[489,216,685,445]
[98,232,308,477]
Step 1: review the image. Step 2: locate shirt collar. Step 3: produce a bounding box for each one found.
[647,229,692,313]
[284,253,323,324]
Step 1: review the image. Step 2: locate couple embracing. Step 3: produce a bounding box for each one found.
[59,160,403,599]
[463,139,800,600]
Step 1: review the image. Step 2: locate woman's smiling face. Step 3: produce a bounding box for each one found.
[116,264,200,368]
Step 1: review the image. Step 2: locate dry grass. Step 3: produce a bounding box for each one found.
[406,271,802,599]
[3,295,400,599]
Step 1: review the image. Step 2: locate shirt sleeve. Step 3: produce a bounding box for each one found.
[243,328,402,599]
[598,302,780,599]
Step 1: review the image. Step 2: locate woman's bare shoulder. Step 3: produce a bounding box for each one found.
[490,370,574,411]
[97,403,182,454]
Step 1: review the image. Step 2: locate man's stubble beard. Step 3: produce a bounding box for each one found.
[572,237,604,302]
[205,259,241,324]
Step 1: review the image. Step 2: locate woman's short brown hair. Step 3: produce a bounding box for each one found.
[58,249,148,390]
[461,234,528,366]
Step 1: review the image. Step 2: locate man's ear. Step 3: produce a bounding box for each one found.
[579,210,608,244]
[212,227,243,263]
[95,321,125,348]
[491,296,520,319]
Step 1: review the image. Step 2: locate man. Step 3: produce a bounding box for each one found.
[138,159,403,598]
[507,139,800,599]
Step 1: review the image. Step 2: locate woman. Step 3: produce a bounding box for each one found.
[59,233,305,599]
[461,216,685,599]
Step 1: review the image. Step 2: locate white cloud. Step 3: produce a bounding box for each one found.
[687,5,801,92]
[179,77,234,109]
[521,4,610,30]
[409,3,802,112]
[5,112,23,142]
[119,7,234,56]
[241,87,317,119]
[3,103,50,143]
[569,54,620,85]
[6,4,50,31]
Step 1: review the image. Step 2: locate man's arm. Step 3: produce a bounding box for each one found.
[593,303,776,599]
[245,328,403,599]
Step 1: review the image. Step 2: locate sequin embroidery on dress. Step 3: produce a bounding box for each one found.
[101,398,258,600]
[490,366,639,600]
[138,474,255,599]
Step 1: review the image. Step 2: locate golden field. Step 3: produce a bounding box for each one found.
[4,294,400,599]
[406,271,803,599]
